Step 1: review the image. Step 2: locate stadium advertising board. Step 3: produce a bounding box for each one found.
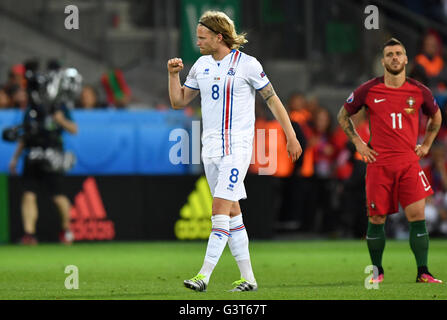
[7,174,276,243]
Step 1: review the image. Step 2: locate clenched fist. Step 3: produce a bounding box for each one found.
[167,58,184,74]
[414,144,430,158]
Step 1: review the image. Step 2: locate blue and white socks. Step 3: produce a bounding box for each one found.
[199,214,230,283]
[228,214,256,284]
[198,213,256,285]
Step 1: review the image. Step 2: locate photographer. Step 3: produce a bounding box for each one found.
[9,104,77,245]
[7,61,80,245]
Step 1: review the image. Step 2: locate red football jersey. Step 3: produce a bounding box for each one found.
[344,76,439,166]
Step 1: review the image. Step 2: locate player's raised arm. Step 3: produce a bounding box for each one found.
[415,108,442,158]
[167,57,199,109]
[337,105,378,163]
[258,83,302,162]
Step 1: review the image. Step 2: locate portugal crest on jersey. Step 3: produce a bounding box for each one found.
[404,96,416,114]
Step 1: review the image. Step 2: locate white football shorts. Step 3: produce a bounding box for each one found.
[202,152,252,202]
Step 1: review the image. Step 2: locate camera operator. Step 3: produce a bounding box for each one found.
[9,105,77,245]
[8,61,80,245]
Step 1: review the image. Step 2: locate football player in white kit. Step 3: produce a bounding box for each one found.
[167,11,302,292]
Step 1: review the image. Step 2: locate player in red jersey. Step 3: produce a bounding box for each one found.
[337,38,443,284]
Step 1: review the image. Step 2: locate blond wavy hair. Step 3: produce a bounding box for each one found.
[198,11,247,50]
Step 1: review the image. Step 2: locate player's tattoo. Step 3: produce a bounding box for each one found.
[337,106,359,141]
[427,122,440,134]
[259,83,276,102]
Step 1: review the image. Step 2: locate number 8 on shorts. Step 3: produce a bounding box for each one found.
[230,168,239,183]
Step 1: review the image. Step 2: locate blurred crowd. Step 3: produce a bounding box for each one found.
[251,91,447,239]
[250,92,371,238]
[0,58,199,117]
[0,58,132,111]
[250,30,447,239]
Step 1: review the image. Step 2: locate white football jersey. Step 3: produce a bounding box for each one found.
[184,50,270,157]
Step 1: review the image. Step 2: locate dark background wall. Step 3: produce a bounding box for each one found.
[8,174,277,242]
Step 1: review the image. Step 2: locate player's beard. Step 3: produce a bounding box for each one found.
[198,42,216,55]
[384,61,405,75]
[199,47,214,56]
[199,39,218,56]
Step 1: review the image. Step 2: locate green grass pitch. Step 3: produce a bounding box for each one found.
[0,240,446,300]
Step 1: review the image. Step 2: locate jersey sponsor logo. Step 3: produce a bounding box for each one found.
[374,98,386,103]
[404,96,416,114]
[417,233,428,237]
[347,92,354,103]
[204,68,209,75]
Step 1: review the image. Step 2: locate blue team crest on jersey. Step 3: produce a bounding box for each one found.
[347,92,354,103]
[204,68,209,75]
[227,68,235,76]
